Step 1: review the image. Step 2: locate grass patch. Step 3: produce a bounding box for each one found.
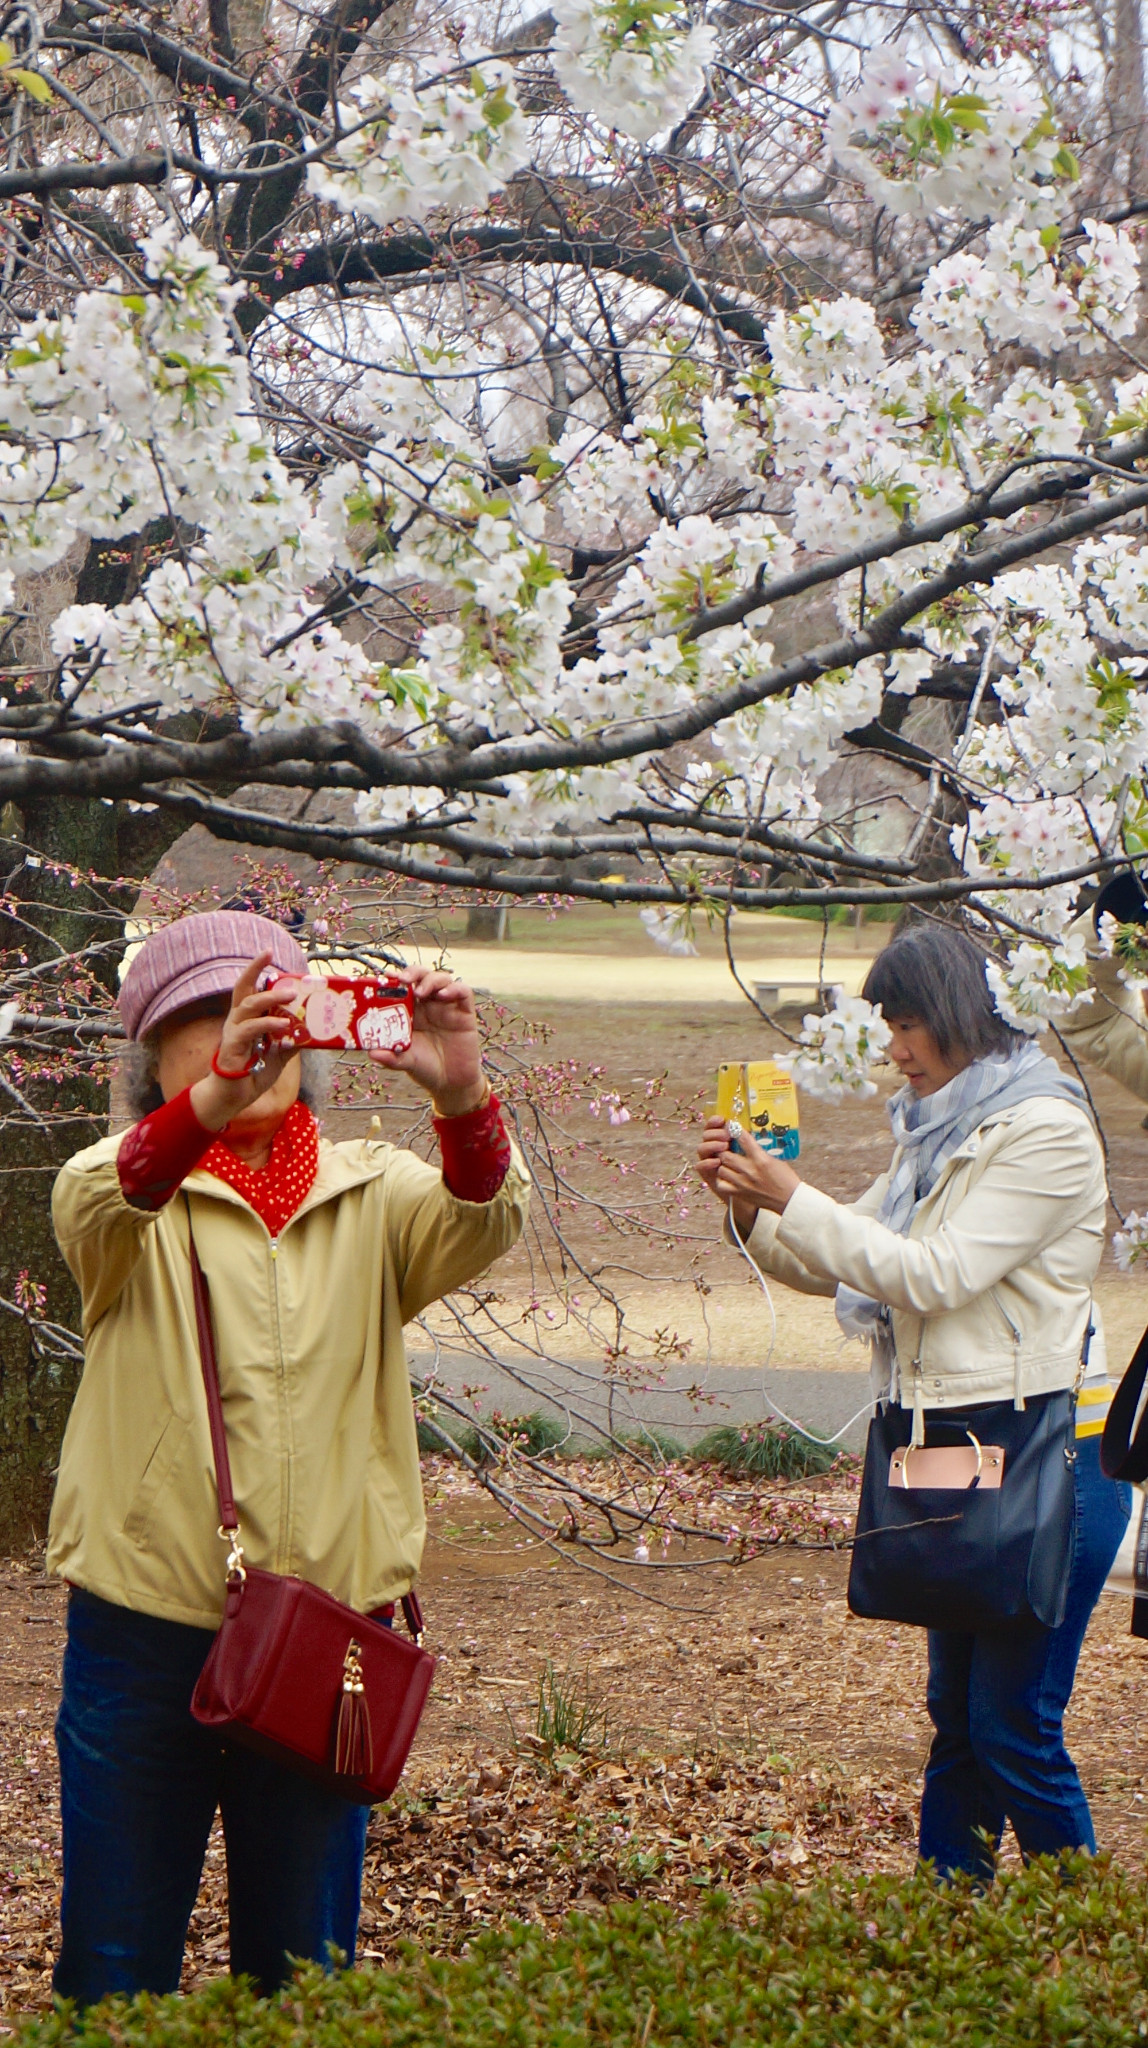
[619,1426,689,1463]
[447,1409,571,1462]
[693,1420,839,1479]
[770,902,900,923]
[23,1858,1148,2045]
[415,1413,460,1456]
[533,1660,611,1761]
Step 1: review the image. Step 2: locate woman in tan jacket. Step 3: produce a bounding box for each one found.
[49,910,529,2006]
[697,923,1128,1880]
[1059,872,1148,1100]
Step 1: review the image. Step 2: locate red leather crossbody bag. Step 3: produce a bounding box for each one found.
[184,1210,436,1803]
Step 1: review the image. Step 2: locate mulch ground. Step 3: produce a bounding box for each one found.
[7,957,1148,2015]
[2,1459,1146,2019]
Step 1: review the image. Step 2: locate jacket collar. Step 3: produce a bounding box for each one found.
[182,1134,392,1228]
[892,1096,1084,1207]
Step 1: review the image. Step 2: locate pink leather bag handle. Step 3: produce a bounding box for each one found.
[184,1197,424,1642]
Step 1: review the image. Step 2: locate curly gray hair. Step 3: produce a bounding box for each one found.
[120,1036,334,1122]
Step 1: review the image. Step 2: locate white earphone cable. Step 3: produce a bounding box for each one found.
[726,1198,875,1451]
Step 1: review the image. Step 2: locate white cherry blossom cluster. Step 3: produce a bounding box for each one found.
[550,366,769,550]
[826,46,1077,222]
[10,235,378,732]
[913,217,1138,361]
[305,63,528,226]
[780,992,892,1103]
[6,28,1148,933]
[551,0,714,143]
[0,225,245,575]
[639,906,698,956]
[601,512,792,640]
[1096,912,1148,991]
[1114,1213,1148,1272]
[697,662,886,825]
[984,931,1091,1034]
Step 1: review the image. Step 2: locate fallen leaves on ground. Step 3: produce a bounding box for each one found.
[2,1458,1147,2019]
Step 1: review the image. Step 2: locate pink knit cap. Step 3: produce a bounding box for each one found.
[119,910,308,1041]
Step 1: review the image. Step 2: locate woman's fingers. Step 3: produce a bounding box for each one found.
[366,1044,413,1071]
[408,965,465,1000]
[406,967,476,1022]
[230,951,273,1005]
[228,1013,291,1049]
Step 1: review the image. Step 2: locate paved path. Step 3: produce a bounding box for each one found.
[407,945,870,1007]
[408,1348,874,1451]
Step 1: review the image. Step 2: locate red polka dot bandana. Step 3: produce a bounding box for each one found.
[202,1100,320,1238]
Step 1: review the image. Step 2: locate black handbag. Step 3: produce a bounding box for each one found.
[1100,1319,1148,1639]
[847,1390,1078,1633]
[1100,1320,1148,1482]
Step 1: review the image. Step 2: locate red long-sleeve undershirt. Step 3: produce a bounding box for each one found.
[116,1084,511,1226]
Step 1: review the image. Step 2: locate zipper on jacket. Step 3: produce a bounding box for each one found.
[909,1337,925,1447]
[267,1233,293,1568]
[990,1287,1025,1412]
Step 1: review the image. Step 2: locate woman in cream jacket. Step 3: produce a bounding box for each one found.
[697,922,1129,1879]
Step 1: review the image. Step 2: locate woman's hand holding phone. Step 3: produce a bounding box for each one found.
[364,965,486,1117]
[191,952,300,1131]
[193,957,487,1133]
[696,1113,801,1234]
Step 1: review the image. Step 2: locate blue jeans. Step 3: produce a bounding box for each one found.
[919,1431,1130,1878]
[54,1588,370,2006]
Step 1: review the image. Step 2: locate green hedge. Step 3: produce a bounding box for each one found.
[20,1857,1148,2045]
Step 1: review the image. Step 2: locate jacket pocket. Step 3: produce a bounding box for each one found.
[123,1414,190,1549]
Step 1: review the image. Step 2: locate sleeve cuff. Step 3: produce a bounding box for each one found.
[722,1206,783,1259]
[116,1087,214,1210]
[433,1091,512,1203]
[774,1182,841,1269]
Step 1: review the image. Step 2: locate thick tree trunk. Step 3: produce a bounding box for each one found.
[1108,0,1148,198]
[0,799,123,1541]
[0,541,189,1542]
[466,903,511,941]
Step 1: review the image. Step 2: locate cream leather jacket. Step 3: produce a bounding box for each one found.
[734,1096,1106,1440]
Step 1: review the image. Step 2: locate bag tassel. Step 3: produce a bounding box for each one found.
[335,1640,374,1778]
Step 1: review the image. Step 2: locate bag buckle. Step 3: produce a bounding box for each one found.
[218,1522,247,1583]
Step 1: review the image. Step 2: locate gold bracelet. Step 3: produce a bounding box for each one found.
[433,1078,492,1120]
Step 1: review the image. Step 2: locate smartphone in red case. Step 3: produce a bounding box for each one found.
[267,973,414,1054]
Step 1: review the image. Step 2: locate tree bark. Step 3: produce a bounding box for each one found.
[0,540,189,1542]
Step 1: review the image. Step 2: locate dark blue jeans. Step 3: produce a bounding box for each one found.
[919,1431,1130,1878]
[54,1588,370,2006]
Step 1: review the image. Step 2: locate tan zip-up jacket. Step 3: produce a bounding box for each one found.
[1059,914,1148,1102]
[733,1097,1106,1440]
[47,1129,530,1629]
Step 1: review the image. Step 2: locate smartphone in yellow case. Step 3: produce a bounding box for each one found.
[714,1061,800,1159]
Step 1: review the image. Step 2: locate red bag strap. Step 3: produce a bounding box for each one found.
[184,1197,428,1631]
[185,1198,239,1536]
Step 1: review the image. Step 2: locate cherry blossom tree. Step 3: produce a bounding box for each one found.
[0,0,1145,1523]
[0,0,1140,987]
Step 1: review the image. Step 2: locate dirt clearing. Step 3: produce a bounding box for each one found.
[2,1468,1146,2017]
